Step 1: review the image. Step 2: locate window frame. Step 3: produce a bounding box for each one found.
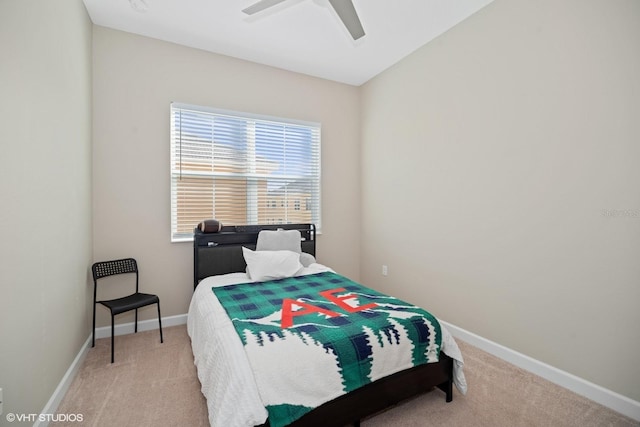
[170,102,322,242]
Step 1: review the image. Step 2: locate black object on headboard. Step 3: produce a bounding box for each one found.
[193,223,316,289]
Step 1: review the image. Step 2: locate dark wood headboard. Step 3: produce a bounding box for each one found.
[193,223,316,289]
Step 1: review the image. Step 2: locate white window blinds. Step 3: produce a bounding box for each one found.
[170,103,321,241]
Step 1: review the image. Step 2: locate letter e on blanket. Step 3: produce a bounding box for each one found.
[319,288,378,313]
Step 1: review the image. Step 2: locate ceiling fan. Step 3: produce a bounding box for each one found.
[242,0,366,40]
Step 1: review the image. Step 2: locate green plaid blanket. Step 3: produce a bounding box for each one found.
[213,271,442,427]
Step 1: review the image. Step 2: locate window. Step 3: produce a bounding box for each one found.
[170,103,321,241]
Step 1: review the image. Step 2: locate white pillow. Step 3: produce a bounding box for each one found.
[299,252,316,268]
[256,229,302,253]
[242,247,303,282]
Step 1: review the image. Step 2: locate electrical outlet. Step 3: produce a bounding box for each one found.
[382,265,388,276]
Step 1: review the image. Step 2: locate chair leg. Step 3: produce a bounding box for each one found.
[134,308,138,333]
[92,303,96,348]
[157,302,164,343]
[111,314,115,364]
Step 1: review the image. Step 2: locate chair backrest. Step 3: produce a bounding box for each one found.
[92,258,139,294]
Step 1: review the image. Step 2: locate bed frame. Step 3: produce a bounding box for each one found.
[193,223,453,427]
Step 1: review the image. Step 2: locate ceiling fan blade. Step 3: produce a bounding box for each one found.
[242,0,289,15]
[327,0,365,40]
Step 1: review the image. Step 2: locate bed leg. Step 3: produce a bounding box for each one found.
[437,379,453,402]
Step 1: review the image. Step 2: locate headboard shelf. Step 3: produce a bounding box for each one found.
[193,223,316,288]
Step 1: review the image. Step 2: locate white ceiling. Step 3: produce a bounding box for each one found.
[82,0,494,86]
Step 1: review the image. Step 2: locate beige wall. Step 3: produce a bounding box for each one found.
[92,27,361,327]
[360,0,640,401]
[0,0,93,419]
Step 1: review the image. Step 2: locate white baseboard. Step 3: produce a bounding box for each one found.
[34,335,92,427]
[440,320,640,422]
[36,314,188,427]
[93,313,188,340]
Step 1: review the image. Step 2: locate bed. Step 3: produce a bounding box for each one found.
[188,223,466,427]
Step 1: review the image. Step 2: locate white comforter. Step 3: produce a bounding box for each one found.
[187,264,467,427]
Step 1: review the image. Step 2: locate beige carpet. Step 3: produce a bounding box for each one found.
[53,325,638,427]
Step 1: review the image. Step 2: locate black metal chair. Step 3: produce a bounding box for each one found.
[92,258,163,363]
